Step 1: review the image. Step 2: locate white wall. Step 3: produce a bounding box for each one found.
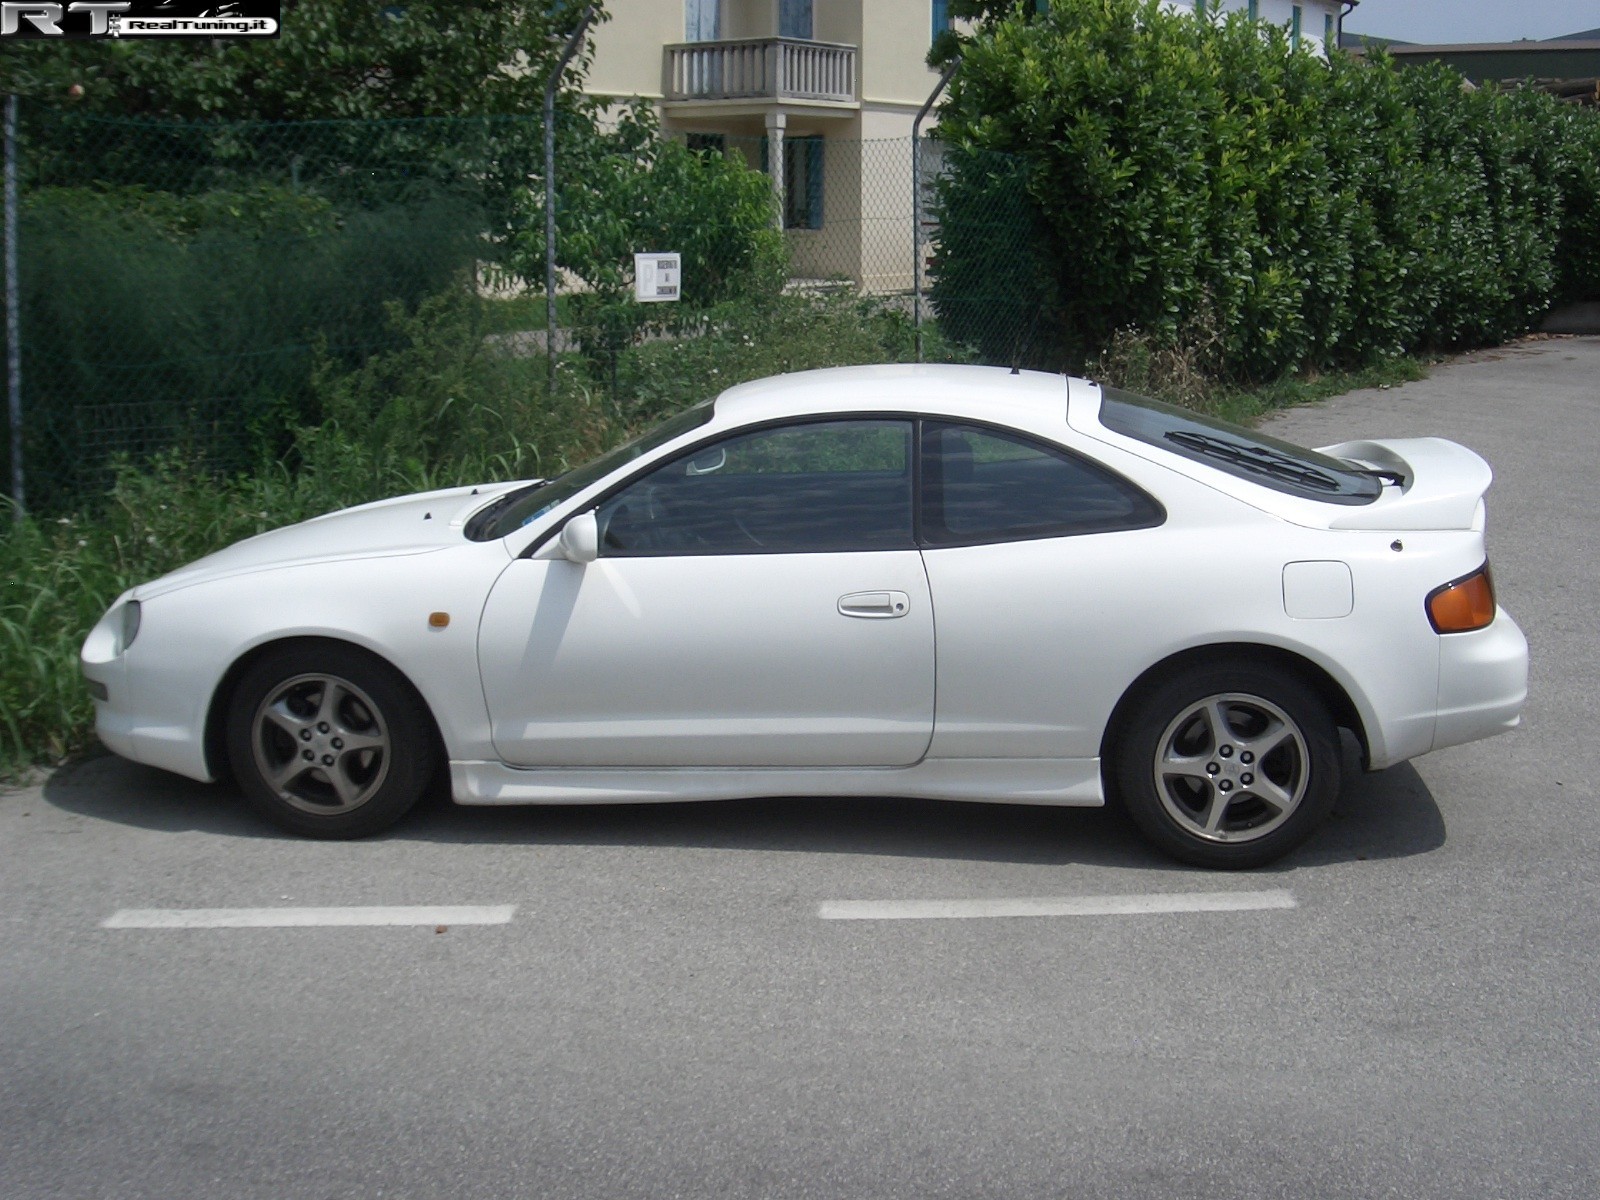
[1168,0,1344,54]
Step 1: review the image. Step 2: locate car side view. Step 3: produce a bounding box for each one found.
[82,365,1528,867]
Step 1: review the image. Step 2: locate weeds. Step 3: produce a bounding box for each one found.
[1088,323,1432,424]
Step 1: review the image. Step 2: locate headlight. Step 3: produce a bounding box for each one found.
[81,593,141,668]
[119,599,142,653]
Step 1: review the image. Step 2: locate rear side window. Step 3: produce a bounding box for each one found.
[920,422,1163,546]
[1098,386,1381,506]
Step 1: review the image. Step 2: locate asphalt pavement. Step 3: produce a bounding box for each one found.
[2,336,1597,1199]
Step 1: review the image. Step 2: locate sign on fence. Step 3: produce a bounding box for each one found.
[633,253,681,303]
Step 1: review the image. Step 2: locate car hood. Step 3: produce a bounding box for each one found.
[132,481,526,600]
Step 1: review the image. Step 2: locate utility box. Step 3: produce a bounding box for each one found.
[634,253,681,303]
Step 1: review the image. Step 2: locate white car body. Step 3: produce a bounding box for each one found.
[82,365,1527,864]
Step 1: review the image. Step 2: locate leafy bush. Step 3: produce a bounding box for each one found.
[927,146,1061,369]
[932,0,1600,376]
[510,106,788,382]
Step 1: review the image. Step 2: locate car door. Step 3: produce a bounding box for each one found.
[478,418,935,769]
[915,420,1168,760]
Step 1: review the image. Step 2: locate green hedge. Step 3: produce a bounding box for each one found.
[931,0,1600,377]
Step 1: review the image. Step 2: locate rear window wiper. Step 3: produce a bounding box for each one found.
[1164,430,1342,493]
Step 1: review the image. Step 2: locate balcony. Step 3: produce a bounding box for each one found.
[664,38,857,106]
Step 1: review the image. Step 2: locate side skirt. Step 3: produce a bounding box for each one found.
[449,758,1105,808]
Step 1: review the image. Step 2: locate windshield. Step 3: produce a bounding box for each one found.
[1096,387,1381,506]
[466,401,716,541]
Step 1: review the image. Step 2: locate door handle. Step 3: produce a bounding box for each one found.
[838,590,911,619]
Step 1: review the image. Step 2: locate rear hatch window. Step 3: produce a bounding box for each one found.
[1097,387,1382,506]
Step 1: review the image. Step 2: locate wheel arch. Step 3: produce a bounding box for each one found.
[203,635,448,784]
[1099,643,1369,773]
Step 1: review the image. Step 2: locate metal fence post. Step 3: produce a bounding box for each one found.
[912,61,958,364]
[545,5,598,392]
[5,95,22,520]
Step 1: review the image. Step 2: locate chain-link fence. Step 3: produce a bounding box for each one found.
[3,103,1039,515]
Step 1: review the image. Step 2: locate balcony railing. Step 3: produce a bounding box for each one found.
[664,38,857,104]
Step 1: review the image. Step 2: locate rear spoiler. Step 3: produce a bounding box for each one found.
[1319,438,1493,531]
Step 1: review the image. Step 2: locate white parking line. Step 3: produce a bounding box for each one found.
[101,905,516,929]
[817,889,1297,921]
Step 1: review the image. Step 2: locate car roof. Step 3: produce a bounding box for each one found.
[710,364,1072,426]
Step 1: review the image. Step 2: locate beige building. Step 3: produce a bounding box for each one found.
[588,0,959,291]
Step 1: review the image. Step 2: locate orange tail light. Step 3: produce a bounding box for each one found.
[1427,565,1496,634]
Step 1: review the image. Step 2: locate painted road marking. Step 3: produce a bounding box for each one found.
[101,905,516,929]
[817,889,1296,921]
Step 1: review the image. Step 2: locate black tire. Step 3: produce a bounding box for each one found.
[1111,662,1340,869]
[225,642,436,839]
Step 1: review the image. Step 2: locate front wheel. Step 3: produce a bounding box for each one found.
[226,643,436,839]
[1112,664,1340,869]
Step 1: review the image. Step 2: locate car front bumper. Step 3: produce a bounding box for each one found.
[81,601,215,783]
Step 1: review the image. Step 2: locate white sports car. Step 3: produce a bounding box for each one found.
[81,365,1528,867]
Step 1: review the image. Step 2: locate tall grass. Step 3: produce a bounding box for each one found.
[1,293,631,777]
[0,416,618,776]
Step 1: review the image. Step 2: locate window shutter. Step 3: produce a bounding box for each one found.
[806,138,824,230]
[780,0,813,40]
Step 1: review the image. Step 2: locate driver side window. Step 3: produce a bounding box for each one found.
[597,419,914,556]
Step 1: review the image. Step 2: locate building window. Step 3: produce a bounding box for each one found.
[1325,12,1335,46]
[931,0,950,43]
[785,136,824,231]
[1194,0,1205,15]
[780,0,812,40]
[1247,0,1258,18]
[1291,5,1302,48]
[686,133,726,158]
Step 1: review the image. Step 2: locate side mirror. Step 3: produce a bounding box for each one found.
[558,511,599,563]
[685,446,727,476]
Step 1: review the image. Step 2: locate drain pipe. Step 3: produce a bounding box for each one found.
[545,4,598,391]
[912,59,959,363]
[1338,1,1359,45]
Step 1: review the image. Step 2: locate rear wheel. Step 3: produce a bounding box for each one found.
[1113,664,1340,869]
[226,643,435,838]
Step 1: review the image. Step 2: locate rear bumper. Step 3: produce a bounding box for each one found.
[1433,608,1528,752]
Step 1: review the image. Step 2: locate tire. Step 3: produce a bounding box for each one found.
[225,643,436,839]
[1111,663,1340,869]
